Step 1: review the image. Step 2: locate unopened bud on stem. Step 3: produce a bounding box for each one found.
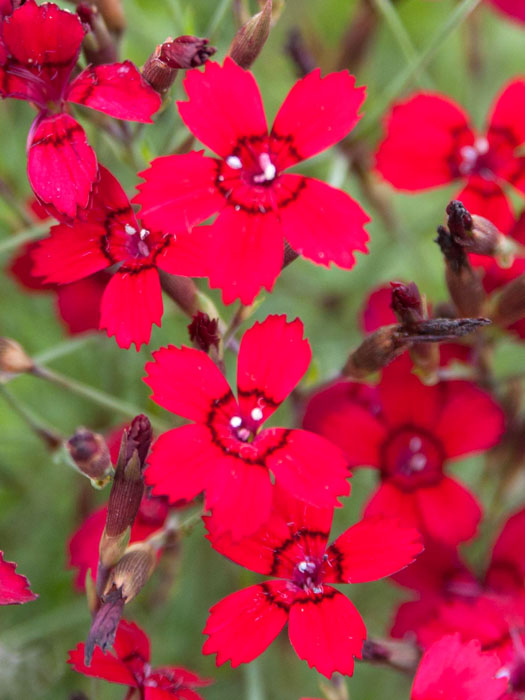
[103,542,156,603]
[77,4,118,64]
[143,36,216,94]
[66,428,112,485]
[491,274,525,329]
[228,0,272,69]
[342,326,409,378]
[0,337,34,376]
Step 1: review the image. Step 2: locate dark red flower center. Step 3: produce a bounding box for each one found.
[291,556,325,593]
[381,427,444,490]
[103,218,171,271]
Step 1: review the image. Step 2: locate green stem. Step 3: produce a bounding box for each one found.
[33,334,98,366]
[0,222,50,256]
[357,0,482,138]
[244,657,265,700]
[206,0,233,36]
[0,384,63,449]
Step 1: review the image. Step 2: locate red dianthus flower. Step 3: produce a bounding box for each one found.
[375,80,525,230]
[135,58,370,304]
[203,488,422,677]
[0,0,161,217]
[69,619,212,699]
[32,166,209,349]
[0,550,37,604]
[303,355,505,544]
[144,315,351,539]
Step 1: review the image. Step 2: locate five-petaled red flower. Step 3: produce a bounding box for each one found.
[303,355,505,545]
[32,166,210,349]
[69,619,212,699]
[203,487,422,677]
[0,550,37,604]
[144,315,351,539]
[0,0,161,217]
[411,634,508,700]
[135,57,370,305]
[375,79,525,230]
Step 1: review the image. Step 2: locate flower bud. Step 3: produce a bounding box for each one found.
[362,638,419,672]
[158,271,200,317]
[390,281,424,328]
[66,428,112,484]
[342,326,409,378]
[103,542,156,603]
[188,312,220,353]
[0,337,34,376]
[143,36,216,94]
[228,0,272,69]
[77,4,118,65]
[91,0,125,36]
[490,274,525,329]
[84,586,124,665]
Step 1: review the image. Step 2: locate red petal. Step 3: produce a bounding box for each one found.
[206,207,284,305]
[302,381,386,468]
[261,428,350,508]
[9,241,51,291]
[487,0,525,21]
[178,58,268,157]
[156,227,214,278]
[113,619,150,663]
[435,380,505,459]
[145,424,215,504]
[361,285,397,332]
[67,643,137,686]
[375,93,473,189]
[237,315,311,423]
[135,152,223,232]
[411,634,508,700]
[270,69,365,170]
[68,506,106,591]
[55,273,106,335]
[487,507,525,591]
[363,482,420,530]
[67,62,161,123]
[288,587,366,678]
[0,551,36,604]
[391,538,472,593]
[456,179,515,232]
[31,222,108,284]
[416,477,481,545]
[27,114,98,217]
[144,345,233,421]
[488,78,525,149]
[279,175,369,269]
[99,268,163,350]
[324,516,422,584]
[203,582,288,667]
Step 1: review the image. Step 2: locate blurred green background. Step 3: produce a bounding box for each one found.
[1,0,525,697]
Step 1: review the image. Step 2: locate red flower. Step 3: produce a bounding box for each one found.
[69,619,212,699]
[135,58,370,305]
[303,355,505,545]
[487,0,525,23]
[375,80,525,230]
[32,166,209,349]
[144,315,351,539]
[0,1,161,217]
[0,550,37,604]
[411,634,508,700]
[203,488,422,677]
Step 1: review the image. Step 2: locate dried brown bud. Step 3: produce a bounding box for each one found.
[362,638,419,672]
[143,36,215,94]
[399,317,491,342]
[77,4,118,65]
[491,274,525,329]
[342,326,408,378]
[446,200,518,260]
[0,337,34,375]
[228,0,272,69]
[390,281,424,328]
[103,542,156,603]
[188,312,220,353]
[67,428,112,483]
[84,586,124,665]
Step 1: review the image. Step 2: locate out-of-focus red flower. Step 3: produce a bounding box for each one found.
[69,619,212,699]
[135,58,370,304]
[303,355,505,545]
[411,634,508,700]
[0,550,37,604]
[0,0,160,217]
[32,166,209,349]
[144,315,351,539]
[375,80,525,230]
[203,487,422,677]
[487,0,525,23]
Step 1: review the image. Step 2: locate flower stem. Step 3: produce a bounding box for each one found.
[0,383,63,449]
[206,0,233,36]
[244,657,266,700]
[0,222,50,257]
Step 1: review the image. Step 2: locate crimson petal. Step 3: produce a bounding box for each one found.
[416,477,481,545]
[0,551,36,604]
[456,178,514,232]
[55,274,106,335]
[68,643,137,687]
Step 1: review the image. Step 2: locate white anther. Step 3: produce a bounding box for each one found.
[410,454,427,471]
[139,228,150,240]
[230,416,242,428]
[226,155,243,170]
[253,153,277,183]
[409,436,422,452]
[474,137,489,155]
[298,560,316,574]
[251,407,263,421]
[125,224,137,235]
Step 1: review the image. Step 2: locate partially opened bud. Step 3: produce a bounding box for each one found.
[390,281,424,328]
[143,36,216,94]
[0,337,34,375]
[491,274,525,329]
[188,312,220,353]
[342,326,408,378]
[228,0,272,69]
[84,586,124,665]
[446,200,520,261]
[66,428,112,484]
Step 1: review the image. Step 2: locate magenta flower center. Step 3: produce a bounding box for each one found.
[229,408,264,443]
[224,139,278,187]
[291,556,324,593]
[381,427,444,490]
[458,137,495,178]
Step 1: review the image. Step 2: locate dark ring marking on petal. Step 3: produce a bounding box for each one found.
[259,582,291,611]
[270,529,330,577]
[488,124,521,148]
[269,129,303,163]
[68,64,98,104]
[101,206,136,264]
[31,122,85,147]
[324,543,344,581]
[237,387,279,408]
[290,585,337,605]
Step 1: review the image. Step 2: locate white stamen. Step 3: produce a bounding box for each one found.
[253,153,277,183]
[251,407,263,421]
[410,454,427,471]
[409,436,422,452]
[298,560,316,574]
[226,155,243,170]
[230,416,242,428]
[125,224,137,235]
[474,137,489,155]
[139,228,150,240]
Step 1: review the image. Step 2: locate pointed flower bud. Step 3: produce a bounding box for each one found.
[77,4,118,65]
[66,428,112,485]
[490,274,525,329]
[84,586,124,665]
[91,0,125,36]
[228,0,272,69]
[342,326,409,378]
[188,312,220,353]
[103,542,156,603]
[390,281,425,328]
[143,36,216,94]
[0,337,34,376]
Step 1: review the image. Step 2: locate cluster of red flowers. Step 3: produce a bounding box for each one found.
[2,1,525,700]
